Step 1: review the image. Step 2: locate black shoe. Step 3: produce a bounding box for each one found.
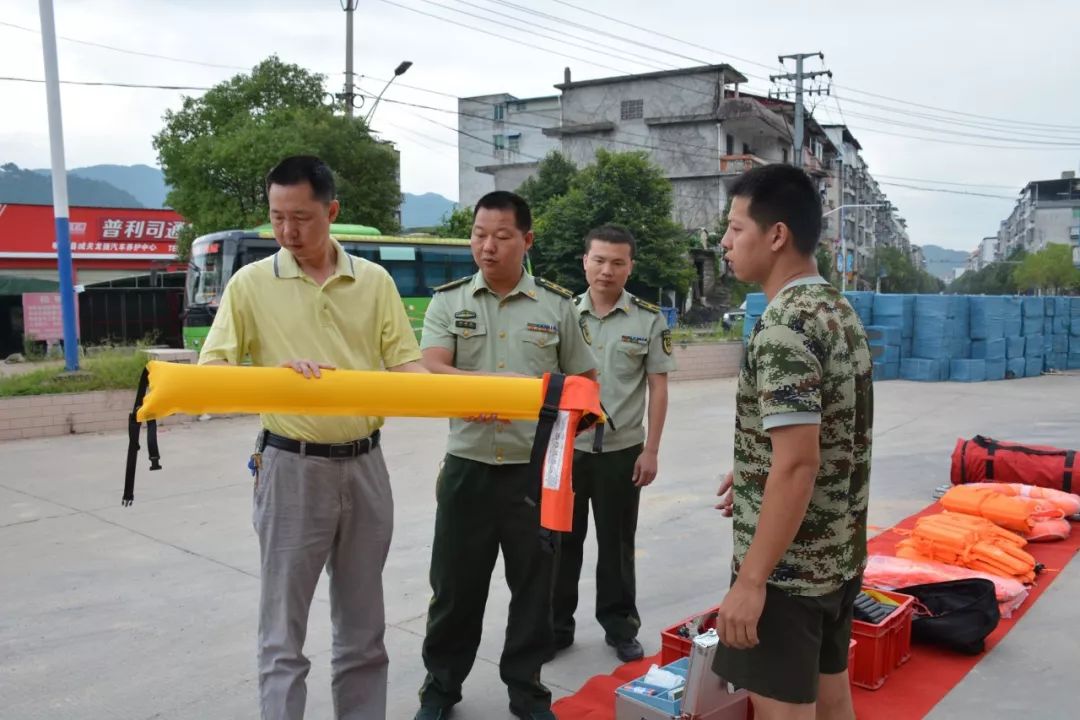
[413,705,453,720]
[606,636,644,662]
[509,703,556,720]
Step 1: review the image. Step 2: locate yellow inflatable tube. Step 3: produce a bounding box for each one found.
[137,360,555,422]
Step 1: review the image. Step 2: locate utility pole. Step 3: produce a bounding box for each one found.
[38,0,79,372]
[342,0,359,116]
[770,53,831,168]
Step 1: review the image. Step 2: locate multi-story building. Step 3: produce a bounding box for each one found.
[967,236,998,273]
[995,171,1080,259]
[457,93,562,209]
[457,65,914,299]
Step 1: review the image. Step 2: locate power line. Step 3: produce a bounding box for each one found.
[833,83,1080,132]
[0,20,249,71]
[481,0,708,69]
[874,174,1018,190]
[441,0,679,71]
[834,93,1080,140]
[376,0,637,77]
[379,0,741,105]
[877,181,1016,200]
[0,75,211,91]
[844,123,1079,151]
[545,0,778,74]
[837,108,1080,147]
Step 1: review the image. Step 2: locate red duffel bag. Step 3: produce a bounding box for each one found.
[951,435,1077,493]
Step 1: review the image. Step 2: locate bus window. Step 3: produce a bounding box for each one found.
[421,247,475,291]
[342,243,378,262]
[379,246,422,296]
[188,241,225,306]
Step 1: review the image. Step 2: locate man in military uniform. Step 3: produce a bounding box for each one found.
[551,225,675,663]
[713,164,872,720]
[414,190,598,720]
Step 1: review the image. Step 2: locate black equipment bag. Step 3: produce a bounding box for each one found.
[895,579,1000,655]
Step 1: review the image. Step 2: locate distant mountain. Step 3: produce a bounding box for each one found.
[402,192,457,229]
[1,163,143,208]
[921,244,970,280]
[65,164,170,209]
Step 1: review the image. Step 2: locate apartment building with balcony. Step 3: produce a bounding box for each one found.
[995,171,1080,259]
[457,93,562,209]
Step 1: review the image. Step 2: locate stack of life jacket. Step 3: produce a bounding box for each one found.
[940,484,1072,542]
[895,512,1038,584]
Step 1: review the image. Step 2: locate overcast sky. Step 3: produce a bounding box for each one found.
[2,0,1079,251]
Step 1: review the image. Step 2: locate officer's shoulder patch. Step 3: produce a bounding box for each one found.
[535,277,574,299]
[432,275,471,293]
[631,296,661,314]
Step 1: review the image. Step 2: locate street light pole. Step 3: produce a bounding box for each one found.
[342,0,359,116]
[364,61,412,124]
[38,0,79,371]
[825,203,890,292]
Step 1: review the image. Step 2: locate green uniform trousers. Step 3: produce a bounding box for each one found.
[552,444,643,644]
[419,454,556,712]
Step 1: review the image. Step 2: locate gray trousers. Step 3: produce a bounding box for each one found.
[253,443,393,720]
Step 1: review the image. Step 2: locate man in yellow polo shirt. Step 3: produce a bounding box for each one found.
[199,155,425,720]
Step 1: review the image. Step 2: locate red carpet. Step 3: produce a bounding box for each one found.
[553,502,1080,719]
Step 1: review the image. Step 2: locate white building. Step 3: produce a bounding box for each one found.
[457,93,562,210]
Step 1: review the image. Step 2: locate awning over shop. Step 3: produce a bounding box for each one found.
[0,274,60,295]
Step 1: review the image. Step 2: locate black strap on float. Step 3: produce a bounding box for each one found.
[527,373,565,555]
[123,367,161,506]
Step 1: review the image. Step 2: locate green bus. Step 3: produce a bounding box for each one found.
[183,224,475,351]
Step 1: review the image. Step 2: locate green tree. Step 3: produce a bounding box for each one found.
[526,149,695,298]
[153,56,400,259]
[1014,243,1080,293]
[948,248,1026,295]
[517,151,578,218]
[872,246,944,293]
[435,206,474,238]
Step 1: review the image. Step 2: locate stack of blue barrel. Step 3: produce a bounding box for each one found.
[965,297,1006,381]
[1022,298,1045,378]
[742,293,767,343]
[735,290,1077,383]
[1071,298,1080,370]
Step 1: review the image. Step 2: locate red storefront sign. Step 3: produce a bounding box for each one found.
[22,292,80,341]
[0,203,186,260]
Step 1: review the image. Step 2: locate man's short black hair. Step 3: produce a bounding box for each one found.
[265,155,336,204]
[729,164,822,255]
[474,190,532,233]
[584,224,637,259]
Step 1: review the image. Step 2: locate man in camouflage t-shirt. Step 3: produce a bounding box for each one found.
[712,165,873,718]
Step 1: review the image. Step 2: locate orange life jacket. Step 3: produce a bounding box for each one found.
[940,484,1064,534]
[895,512,1037,584]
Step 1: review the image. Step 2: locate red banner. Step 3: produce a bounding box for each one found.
[0,203,187,260]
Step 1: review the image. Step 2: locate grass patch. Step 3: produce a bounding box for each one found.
[0,350,148,397]
[669,322,742,345]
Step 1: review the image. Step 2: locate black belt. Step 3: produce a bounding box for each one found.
[260,429,380,459]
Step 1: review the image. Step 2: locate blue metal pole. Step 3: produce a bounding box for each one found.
[38,0,80,371]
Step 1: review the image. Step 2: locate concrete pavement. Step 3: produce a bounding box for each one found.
[1,374,1078,719]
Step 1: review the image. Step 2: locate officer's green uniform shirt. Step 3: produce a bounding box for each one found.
[421,270,598,465]
[574,290,677,453]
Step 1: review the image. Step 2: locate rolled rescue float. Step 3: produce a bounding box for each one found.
[123,362,606,539]
[940,484,1068,541]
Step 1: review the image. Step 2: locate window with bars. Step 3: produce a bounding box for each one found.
[508,134,521,153]
[620,99,643,120]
